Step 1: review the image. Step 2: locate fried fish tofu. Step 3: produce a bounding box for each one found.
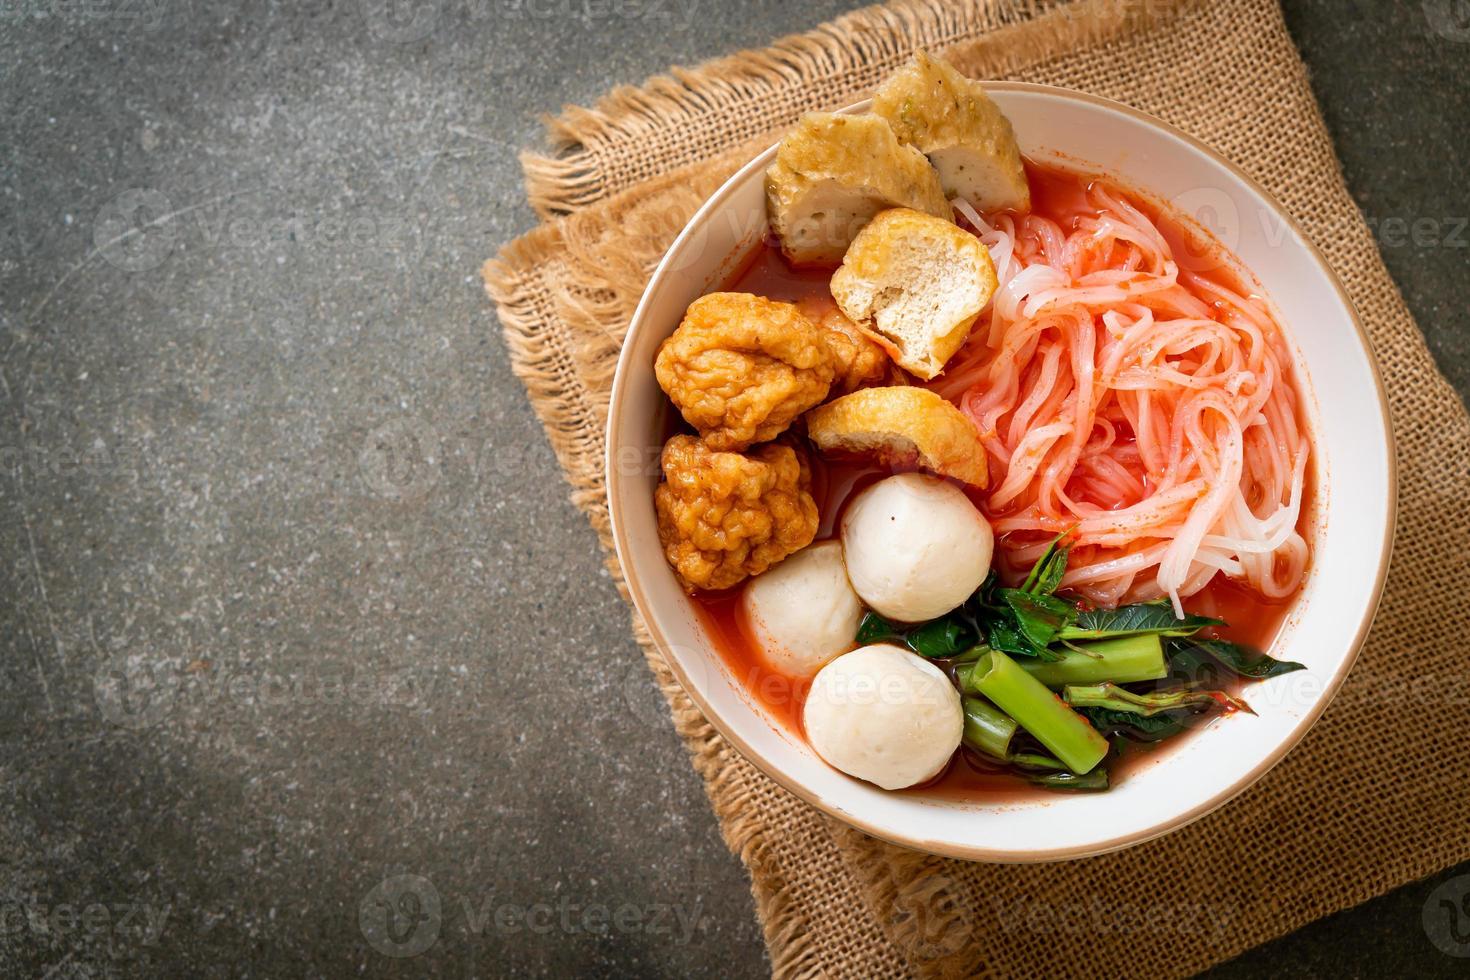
[655,292,836,451]
[795,297,890,393]
[765,112,951,267]
[655,435,819,592]
[872,51,1030,213]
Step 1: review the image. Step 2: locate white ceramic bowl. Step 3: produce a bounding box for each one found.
[607,83,1395,862]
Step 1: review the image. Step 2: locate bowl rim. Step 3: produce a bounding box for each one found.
[605,81,1397,862]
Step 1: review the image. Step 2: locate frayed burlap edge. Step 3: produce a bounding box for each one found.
[522,0,1188,218]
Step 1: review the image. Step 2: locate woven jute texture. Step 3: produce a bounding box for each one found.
[483,0,1470,975]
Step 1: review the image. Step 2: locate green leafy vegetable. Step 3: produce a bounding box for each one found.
[1060,600,1221,641]
[906,617,979,658]
[1018,531,1072,596]
[855,610,977,658]
[1063,682,1254,716]
[985,619,1034,658]
[856,611,900,645]
[1026,768,1110,791]
[1076,706,1190,742]
[998,589,1077,658]
[977,568,1001,600]
[1167,638,1306,680]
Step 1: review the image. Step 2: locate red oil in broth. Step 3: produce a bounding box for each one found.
[687,160,1311,799]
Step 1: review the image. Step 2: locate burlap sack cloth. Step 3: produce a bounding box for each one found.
[484,0,1470,974]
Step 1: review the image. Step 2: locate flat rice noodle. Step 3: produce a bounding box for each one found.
[934,175,1310,606]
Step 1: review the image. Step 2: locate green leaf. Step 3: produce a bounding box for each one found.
[1077,706,1190,742]
[976,568,1001,604]
[998,589,1077,658]
[1060,600,1222,641]
[906,617,978,659]
[987,619,1041,659]
[1063,682,1254,717]
[856,611,899,645]
[1019,530,1073,596]
[856,609,977,659]
[1167,638,1306,681]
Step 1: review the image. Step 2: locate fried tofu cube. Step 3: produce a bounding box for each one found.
[830,208,997,380]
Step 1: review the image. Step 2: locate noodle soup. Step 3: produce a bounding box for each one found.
[641,54,1330,802]
[685,162,1313,798]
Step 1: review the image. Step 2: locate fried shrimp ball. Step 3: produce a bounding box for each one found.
[797,297,890,393]
[655,293,837,451]
[654,435,819,592]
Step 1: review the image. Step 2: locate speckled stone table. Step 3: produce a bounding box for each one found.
[1,1,1466,975]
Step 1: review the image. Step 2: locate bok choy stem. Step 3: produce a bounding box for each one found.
[1064,682,1255,716]
[967,650,1109,775]
[1028,768,1110,791]
[1018,635,1167,688]
[960,697,1017,760]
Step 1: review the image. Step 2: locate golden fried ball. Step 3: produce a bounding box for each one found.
[654,435,819,592]
[655,293,836,451]
[798,297,890,393]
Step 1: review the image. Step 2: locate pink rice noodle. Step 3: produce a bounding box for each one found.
[943,186,1309,614]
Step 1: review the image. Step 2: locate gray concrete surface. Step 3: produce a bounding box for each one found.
[0,0,1465,976]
